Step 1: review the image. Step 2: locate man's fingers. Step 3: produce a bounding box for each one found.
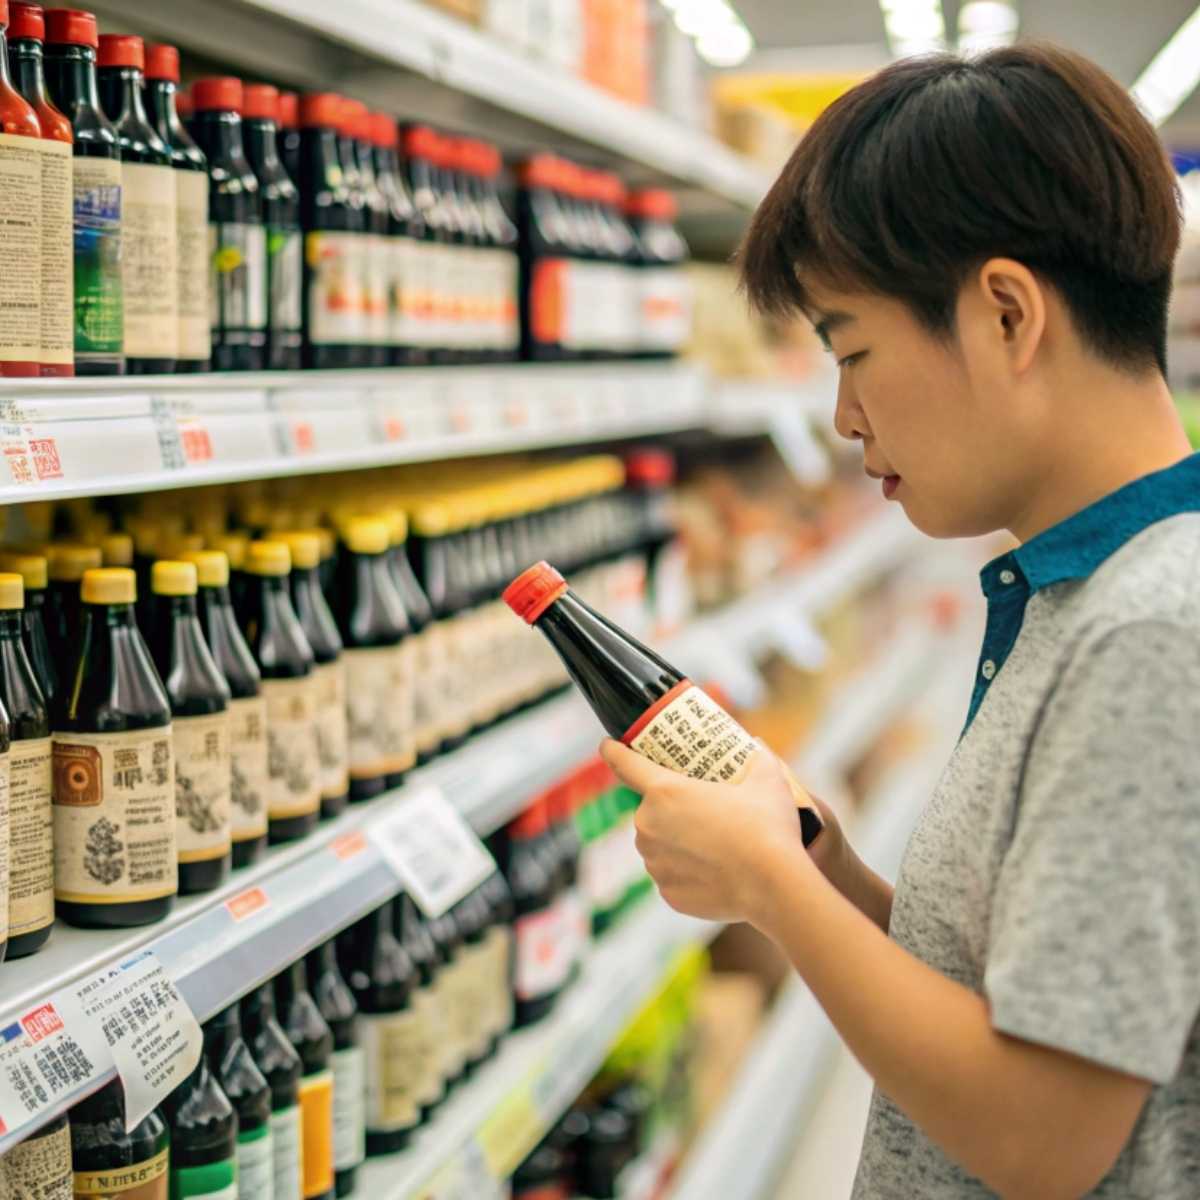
[599,738,678,795]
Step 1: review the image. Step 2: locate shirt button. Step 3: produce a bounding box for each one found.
[999,569,1016,585]
[982,660,997,680]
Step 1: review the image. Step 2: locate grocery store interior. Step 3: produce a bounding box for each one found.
[0,0,1198,1197]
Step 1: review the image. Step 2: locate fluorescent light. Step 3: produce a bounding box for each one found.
[1132,5,1200,126]
[697,22,755,68]
[879,0,947,57]
[957,0,1017,52]
[662,0,755,69]
[674,0,738,39]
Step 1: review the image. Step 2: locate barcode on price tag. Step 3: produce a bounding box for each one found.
[369,787,495,917]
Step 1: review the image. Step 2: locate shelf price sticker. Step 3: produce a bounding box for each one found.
[368,786,495,918]
[475,1083,543,1179]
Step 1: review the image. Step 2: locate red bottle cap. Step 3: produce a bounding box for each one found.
[9,3,45,42]
[97,33,143,70]
[403,123,436,159]
[628,188,677,220]
[143,43,179,83]
[191,76,242,113]
[277,91,299,129]
[44,7,97,48]
[509,797,549,838]
[625,447,675,488]
[241,83,279,122]
[343,97,369,141]
[369,111,398,149]
[522,153,559,190]
[479,142,502,179]
[503,561,568,625]
[299,91,341,130]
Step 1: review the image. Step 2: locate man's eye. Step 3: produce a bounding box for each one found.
[837,351,866,369]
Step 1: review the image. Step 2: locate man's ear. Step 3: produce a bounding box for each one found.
[971,257,1047,374]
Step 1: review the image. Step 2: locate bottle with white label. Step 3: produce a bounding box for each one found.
[0,571,51,958]
[392,892,447,1122]
[0,1112,72,1197]
[163,1052,238,1200]
[96,33,177,374]
[146,559,232,894]
[69,1081,170,1199]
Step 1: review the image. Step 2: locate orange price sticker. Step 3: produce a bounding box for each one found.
[292,421,315,453]
[384,416,406,441]
[450,406,471,433]
[180,426,213,463]
[225,887,270,922]
[331,831,367,861]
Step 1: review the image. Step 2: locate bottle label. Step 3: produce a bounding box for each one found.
[211,221,268,342]
[2,1116,71,1198]
[260,676,321,820]
[8,735,54,939]
[73,1146,168,1197]
[305,231,364,345]
[176,170,211,362]
[0,132,43,369]
[363,232,390,346]
[270,1104,303,1200]
[386,641,416,774]
[172,710,232,863]
[228,694,269,842]
[411,986,445,1108]
[529,257,565,348]
[298,1069,335,1198]
[70,155,123,361]
[236,1123,274,1199]
[169,1158,236,1199]
[411,627,444,759]
[314,660,349,801]
[432,966,465,1081]
[449,946,488,1065]
[39,139,74,370]
[52,727,177,904]
[624,681,756,780]
[483,923,514,1040]
[358,1011,423,1132]
[343,646,398,780]
[514,904,571,1003]
[121,161,178,360]
[330,1045,366,1171]
[267,225,303,344]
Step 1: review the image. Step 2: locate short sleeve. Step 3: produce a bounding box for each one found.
[984,619,1200,1084]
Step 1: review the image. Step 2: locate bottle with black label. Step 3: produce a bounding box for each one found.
[68,1079,169,1199]
[392,891,446,1121]
[243,83,302,370]
[146,559,231,894]
[0,572,52,958]
[241,981,304,1200]
[0,1111,72,1197]
[205,1002,275,1200]
[143,42,209,373]
[307,937,365,1197]
[0,552,55,722]
[163,1048,238,1200]
[96,33,177,374]
[46,541,99,693]
[189,76,267,371]
[54,567,176,928]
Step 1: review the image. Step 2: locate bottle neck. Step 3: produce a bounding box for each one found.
[0,609,22,639]
[276,957,306,1004]
[245,980,277,1022]
[145,79,196,153]
[44,42,101,112]
[193,108,246,163]
[98,65,150,128]
[10,39,49,107]
[204,1007,242,1064]
[244,117,282,172]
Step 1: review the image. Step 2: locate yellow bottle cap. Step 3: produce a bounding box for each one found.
[82,567,136,605]
[211,533,248,571]
[411,503,450,538]
[343,518,389,556]
[315,526,335,562]
[183,551,230,589]
[158,533,205,559]
[0,554,47,590]
[383,508,408,546]
[152,560,198,596]
[0,573,24,611]
[49,543,103,582]
[246,540,291,577]
[100,532,134,568]
[278,531,321,571]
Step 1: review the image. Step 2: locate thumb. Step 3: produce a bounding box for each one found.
[599,738,680,795]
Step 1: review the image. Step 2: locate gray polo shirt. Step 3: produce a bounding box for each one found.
[853,455,1200,1198]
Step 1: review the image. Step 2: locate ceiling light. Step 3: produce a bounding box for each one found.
[957,0,1017,52]
[879,0,947,57]
[661,0,755,70]
[674,0,738,40]
[697,22,755,68]
[1131,5,1200,126]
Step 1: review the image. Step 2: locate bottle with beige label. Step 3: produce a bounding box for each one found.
[69,1080,170,1200]
[147,560,232,895]
[53,566,176,929]
[0,571,52,958]
[0,1112,72,1197]
[0,552,56,714]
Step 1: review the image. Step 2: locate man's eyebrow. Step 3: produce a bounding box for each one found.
[811,310,856,347]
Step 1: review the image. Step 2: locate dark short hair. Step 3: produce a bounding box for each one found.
[739,44,1181,374]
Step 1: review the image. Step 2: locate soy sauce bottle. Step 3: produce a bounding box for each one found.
[46,541,99,690]
[392,892,446,1121]
[54,567,176,928]
[69,1082,169,1197]
[186,549,268,868]
[0,572,53,958]
[205,1003,275,1200]
[0,552,55,732]
[480,868,516,1052]
[278,91,300,191]
[307,937,365,1196]
[241,981,304,1200]
[241,540,320,843]
[502,561,823,843]
[275,959,335,1200]
[1,1112,72,1195]
[147,560,232,894]
[163,1051,238,1200]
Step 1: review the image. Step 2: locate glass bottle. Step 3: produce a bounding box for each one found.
[476,140,519,362]
[45,541,99,693]
[347,98,387,365]
[277,90,300,190]
[403,124,452,362]
[0,552,55,724]
[69,1081,169,1198]
[627,188,690,358]
[392,892,446,1121]
[480,868,516,1052]
[163,1052,238,1200]
[518,154,569,362]
[0,1111,72,1195]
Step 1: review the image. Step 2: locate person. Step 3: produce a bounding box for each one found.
[601,44,1200,1200]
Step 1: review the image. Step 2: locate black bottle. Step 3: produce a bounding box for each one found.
[347,99,388,366]
[404,124,453,362]
[68,1080,169,1194]
[278,91,301,192]
[393,892,447,1121]
[189,76,267,371]
[427,906,469,1087]
[518,154,569,362]
[43,7,123,375]
[480,869,516,1052]
[0,552,56,727]
[46,541,99,695]
[163,1053,238,1199]
[476,140,520,362]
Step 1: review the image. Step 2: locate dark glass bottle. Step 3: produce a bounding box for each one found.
[278,90,300,193]
[54,567,176,928]
[512,1140,571,1200]
[0,552,56,732]
[280,531,347,819]
[205,1002,275,1200]
[163,1053,238,1200]
[403,124,452,363]
[96,34,176,375]
[189,76,267,371]
[627,188,690,359]
[392,892,446,1120]
[275,958,335,1200]
[0,571,53,958]
[476,140,520,362]
[518,154,569,362]
[146,560,232,894]
[241,980,304,1200]
[243,83,303,371]
[69,1081,169,1196]
[2,1111,72,1194]
[576,1108,634,1200]
[449,888,492,1074]
[307,938,365,1196]
[43,7,123,375]
[426,906,468,1088]
[46,541,99,694]
[144,43,211,373]
[480,868,516,1051]
[188,549,268,868]
[334,97,368,369]
[343,101,387,366]
[241,540,320,842]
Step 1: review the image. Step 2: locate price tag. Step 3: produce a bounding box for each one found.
[369,787,495,917]
[476,1082,542,1178]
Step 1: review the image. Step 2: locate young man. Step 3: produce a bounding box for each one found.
[601,44,1200,1199]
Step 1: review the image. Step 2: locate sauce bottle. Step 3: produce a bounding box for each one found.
[275,959,335,1200]
[205,1003,275,1200]
[43,6,122,374]
[189,77,267,371]
[243,83,302,371]
[241,540,320,842]
[0,572,52,958]
[477,140,519,361]
[143,43,210,373]
[0,1112,72,1195]
[277,90,299,191]
[392,891,446,1121]
[186,549,268,867]
[99,530,133,567]
[426,906,469,1090]
[518,154,568,362]
[504,562,823,844]
[96,33,177,374]
[345,99,387,366]
[68,1081,169,1199]
[403,125,451,361]
[163,1051,238,1200]
[280,531,347,819]
[147,560,232,894]
[480,868,516,1052]
[45,541,99,689]
[53,566,176,928]
[7,1,73,377]
[241,981,304,1200]
[627,188,690,358]
[0,552,55,717]
[448,888,493,1074]
[306,938,364,1197]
